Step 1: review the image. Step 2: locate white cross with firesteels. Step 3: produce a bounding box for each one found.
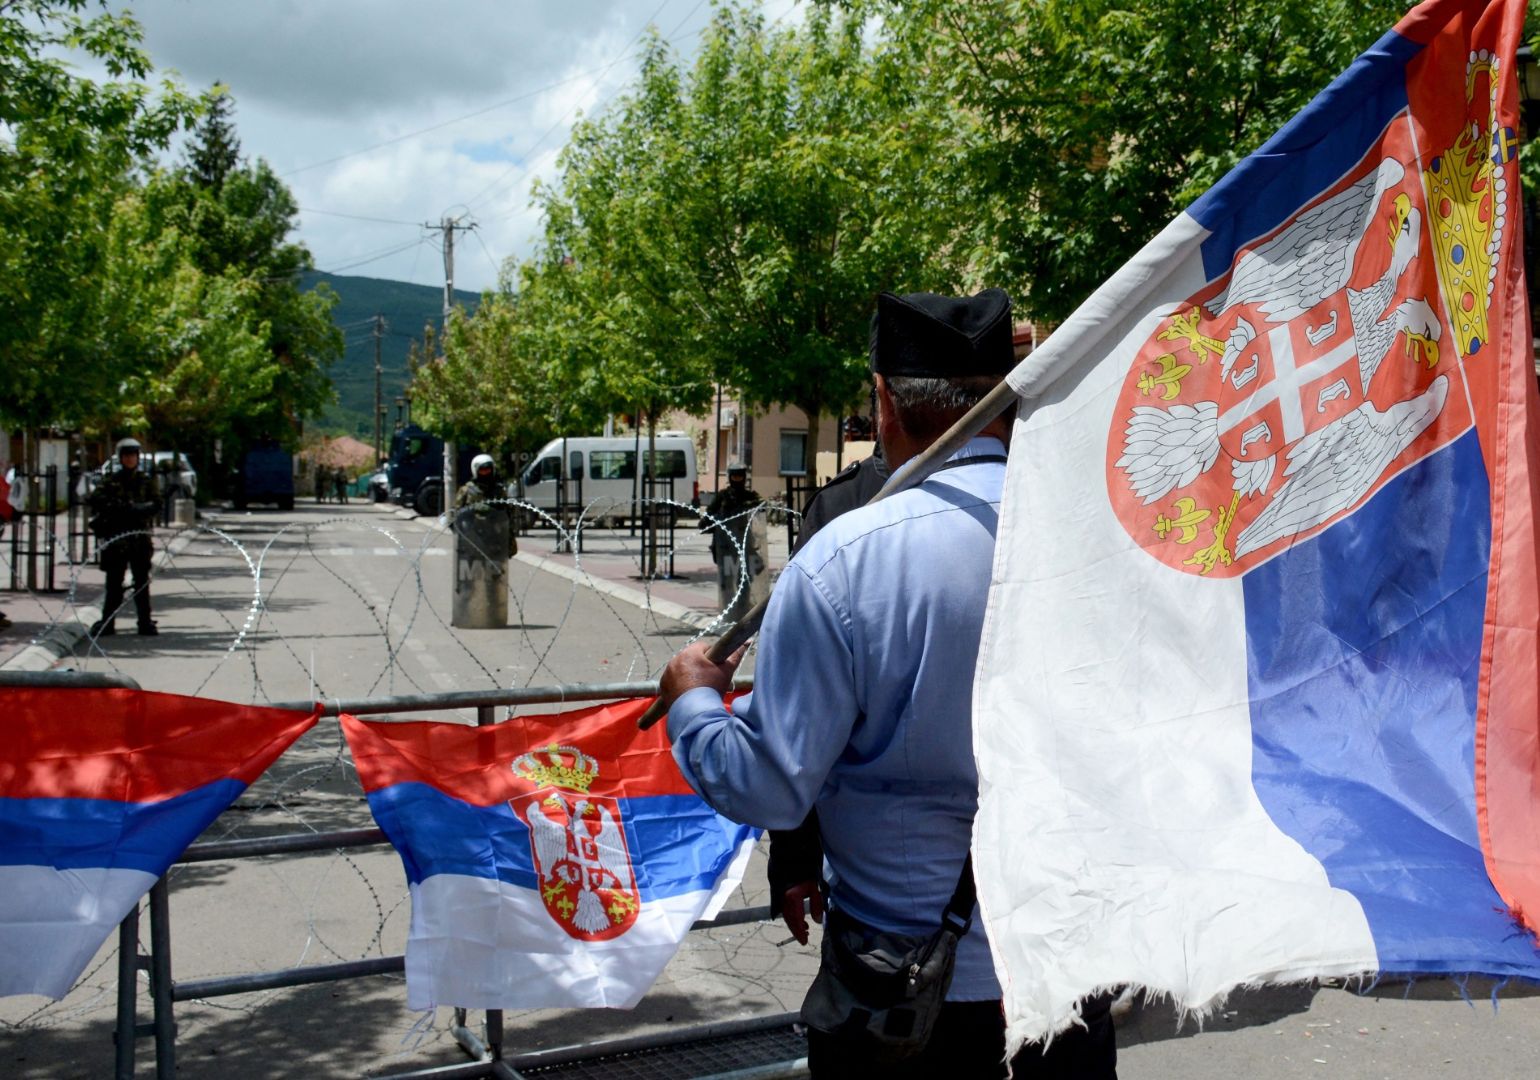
[1217,323,1358,450]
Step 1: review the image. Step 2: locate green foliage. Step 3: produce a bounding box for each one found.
[0,0,200,433]
[1,3,336,463]
[858,0,1411,323]
[185,86,240,191]
[519,2,971,443]
[410,278,568,455]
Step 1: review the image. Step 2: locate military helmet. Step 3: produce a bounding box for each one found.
[471,453,495,476]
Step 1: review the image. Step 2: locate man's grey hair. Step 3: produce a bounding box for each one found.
[885,375,999,413]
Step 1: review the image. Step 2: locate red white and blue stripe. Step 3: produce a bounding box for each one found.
[973,0,1540,1052]
[0,689,316,999]
[345,697,758,1010]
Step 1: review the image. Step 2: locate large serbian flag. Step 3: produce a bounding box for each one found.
[344,697,757,1009]
[0,689,316,998]
[971,0,1540,1051]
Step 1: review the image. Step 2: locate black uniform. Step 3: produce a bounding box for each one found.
[700,482,764,563]
[89,465,161,633]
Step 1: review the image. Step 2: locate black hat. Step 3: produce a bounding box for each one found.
[869,288,1014,378]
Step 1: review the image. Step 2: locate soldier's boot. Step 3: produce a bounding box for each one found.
[90,619,116,637]
[137,621,159,636]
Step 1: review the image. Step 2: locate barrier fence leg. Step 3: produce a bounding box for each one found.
[476,707,509,1070]
[115,904,142,1080]
[148,877,176,1080]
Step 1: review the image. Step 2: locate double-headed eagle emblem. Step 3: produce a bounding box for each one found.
[512,743,640,940]
[1110,51,1510,575]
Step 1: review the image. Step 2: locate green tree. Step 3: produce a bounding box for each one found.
[855,0,1410,324]
[528,2,970,450]
[159,116,343,447]
[0,0,200,437]
[185,86,240,191]
[410,274,569,456]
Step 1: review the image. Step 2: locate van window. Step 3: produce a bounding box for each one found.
[590,451,636,480]
[526,456,560,484]
[644,450,688,479]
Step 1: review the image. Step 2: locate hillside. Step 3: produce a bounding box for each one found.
[301,271,480,441]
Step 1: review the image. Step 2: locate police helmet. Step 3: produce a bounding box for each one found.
[116,437,143,458]
[726,460,747,477]
[471,453,495,477]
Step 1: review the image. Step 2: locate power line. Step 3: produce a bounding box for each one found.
[463,0,677,213]
[300,207,423,227]
[282,67,619,178]
[315,237,433,277]
[471,227,502,280]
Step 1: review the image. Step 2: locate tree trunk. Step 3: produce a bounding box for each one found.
[801,405,821,486]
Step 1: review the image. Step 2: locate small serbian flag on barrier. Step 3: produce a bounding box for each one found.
[972,0,1540,1053]
[344,697,758,1010]
[0,688,317,999]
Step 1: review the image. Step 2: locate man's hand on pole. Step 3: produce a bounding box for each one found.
[656,640,747,721]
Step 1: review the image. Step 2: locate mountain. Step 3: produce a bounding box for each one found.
[301,271,481,442]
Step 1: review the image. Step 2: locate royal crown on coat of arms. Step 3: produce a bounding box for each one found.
[1422,50,1510,360]
[512,743,599,793]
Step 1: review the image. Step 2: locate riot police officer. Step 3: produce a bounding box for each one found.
[89,437,161,636]
[456,453,517,557]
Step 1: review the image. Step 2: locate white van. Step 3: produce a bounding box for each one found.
[515,434,698,523]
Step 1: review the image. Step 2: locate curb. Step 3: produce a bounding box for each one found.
[370,500,716,630]
[512,552,718,631]
[0,515,214,673]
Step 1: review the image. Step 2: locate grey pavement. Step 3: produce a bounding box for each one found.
[3,501,1539,1077]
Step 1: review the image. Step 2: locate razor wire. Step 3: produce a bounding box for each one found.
[0,493,818,1074]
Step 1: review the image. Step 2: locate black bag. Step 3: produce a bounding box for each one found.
[800,855,976,1064]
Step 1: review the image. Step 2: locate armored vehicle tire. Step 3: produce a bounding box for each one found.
[416,480,443,518]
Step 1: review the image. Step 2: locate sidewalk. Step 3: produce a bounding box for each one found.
[0,518,209,672]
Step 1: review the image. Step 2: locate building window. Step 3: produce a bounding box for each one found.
[779,431,808,476]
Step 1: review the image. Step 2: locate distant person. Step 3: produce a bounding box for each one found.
[315,463,329,503]
[700,462,764,618]
[333,466,349,504]
[89,437,161,636]
[456,453,517,557]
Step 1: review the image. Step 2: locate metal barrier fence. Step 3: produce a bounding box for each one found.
[55,675,799,1080]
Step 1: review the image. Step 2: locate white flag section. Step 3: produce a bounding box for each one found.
[971,0,1540,1055]
[343,698,760,1010]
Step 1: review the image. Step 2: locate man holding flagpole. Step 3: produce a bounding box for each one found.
[659,288,1116,1078]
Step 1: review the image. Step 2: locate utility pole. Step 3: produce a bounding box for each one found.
[372,314,386,462]
[422,214,476,520]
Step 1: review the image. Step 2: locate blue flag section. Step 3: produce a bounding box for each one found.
[344,697,758,1010]
[970,0,1540,1053]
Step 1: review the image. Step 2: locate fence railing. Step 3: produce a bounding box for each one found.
[34,674,790,1080]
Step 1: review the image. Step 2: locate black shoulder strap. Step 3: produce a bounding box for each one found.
[933,455,1008,475]
[941,853,977,936]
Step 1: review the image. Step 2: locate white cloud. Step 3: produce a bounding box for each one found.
[106,0,806,290]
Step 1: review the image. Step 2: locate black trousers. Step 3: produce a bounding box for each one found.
[807,996,1116,1079]
[100,537,153,627]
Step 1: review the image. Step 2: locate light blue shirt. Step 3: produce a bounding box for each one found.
[669,436,1007,1000]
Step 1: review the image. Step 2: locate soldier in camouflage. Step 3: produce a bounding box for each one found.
[89,437,161,636]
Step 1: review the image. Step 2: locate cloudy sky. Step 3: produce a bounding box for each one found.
[109,0,804,293]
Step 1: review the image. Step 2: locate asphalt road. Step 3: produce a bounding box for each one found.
[3,501,1538,1077]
